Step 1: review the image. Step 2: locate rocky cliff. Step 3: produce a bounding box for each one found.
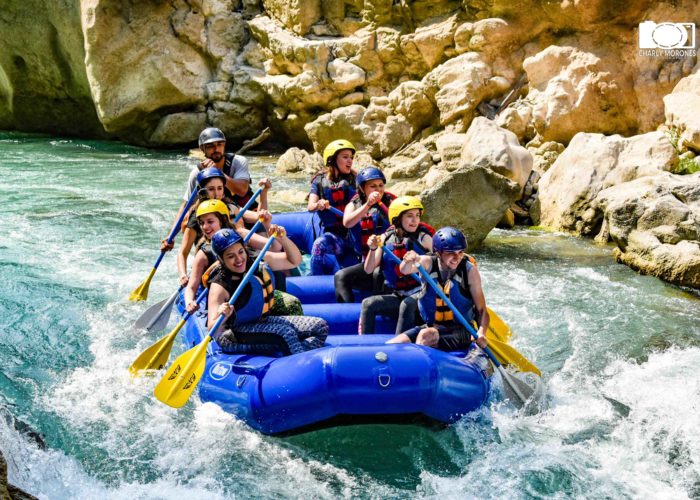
[1,0,699,287]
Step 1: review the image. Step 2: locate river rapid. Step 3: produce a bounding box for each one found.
[1,133,699,499]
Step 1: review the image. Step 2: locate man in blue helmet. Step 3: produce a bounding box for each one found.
[388,226,490,352]
[162,127,253,251]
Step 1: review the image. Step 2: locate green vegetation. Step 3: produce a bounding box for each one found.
[666,127,700,175]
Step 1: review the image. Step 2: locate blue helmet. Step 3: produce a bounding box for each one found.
[356,166,386,190]
[197,167,226,188]
[198,127,226,148]
[433,227,467,253]
[211,228,243,259]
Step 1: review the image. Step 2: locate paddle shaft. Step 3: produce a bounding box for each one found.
[233,187,263,223]
[413,263,501,367]
[153,188,200,269]
[328,206,344,217]
[243,219,263,244]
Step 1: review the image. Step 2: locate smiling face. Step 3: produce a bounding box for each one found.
[221,242,247,273]
[203,178,225,200]
[202,140,226,163]
[437,250,464,270]
[399,208,421,233]
[333,149,354,174]
[197,213,222,240]
[362,178,385,199]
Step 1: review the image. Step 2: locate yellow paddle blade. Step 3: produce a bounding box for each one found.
[129,318,186,376]
[129,268,156,301]
[154,336,212,408]
[486,307,512,343]
[488,338,541,377]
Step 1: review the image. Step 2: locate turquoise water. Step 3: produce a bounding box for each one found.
[1,132,699,499]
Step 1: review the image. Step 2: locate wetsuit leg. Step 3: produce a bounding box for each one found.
[334,263,374,302]
[360,294,402,334]
[435,326,472,352]
[396,293,420,334]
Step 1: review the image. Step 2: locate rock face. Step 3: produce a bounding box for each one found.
[0,0,104,137]
[2,0,700,286]
[533,131,678,235]
[596,172,700,289]
[664,70,700,151]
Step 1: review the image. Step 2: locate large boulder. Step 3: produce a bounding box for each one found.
[0,0,104,136]
[595,172,700,289]
[275,147,322,177]
[522,44,639,144]
[420,165,522,248]
[534,131,678,234]
[80,0,211,142]
[664,70,700,152]
[461,117,533,191]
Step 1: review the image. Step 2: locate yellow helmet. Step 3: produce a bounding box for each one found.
[196,199,230,219]
[323,139,356,166]
[388,196,424,224]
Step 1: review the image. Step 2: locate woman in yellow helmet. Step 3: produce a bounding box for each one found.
[360,196,434,334]
[183,199,238,313]
[306,139,359,275]
[176,168,276,288]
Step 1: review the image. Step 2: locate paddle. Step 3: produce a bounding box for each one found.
[133,188,264,327]
[412,260,542,408]
[131,216,265,375]
[133,286,183,332]
[130,287,208,375]
[129,188,200,301]
[234,187,263,223]
[380,247,513,344]
[154,234,277,408]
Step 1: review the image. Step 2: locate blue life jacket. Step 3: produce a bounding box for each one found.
[417,255,475,326]
[208,261,276,327]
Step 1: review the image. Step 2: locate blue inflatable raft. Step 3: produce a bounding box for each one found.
[176,294,491,434]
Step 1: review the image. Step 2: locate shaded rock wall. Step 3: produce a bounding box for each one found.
[0,0,105,137]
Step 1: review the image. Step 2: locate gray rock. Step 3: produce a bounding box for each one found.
[420,165,521,249]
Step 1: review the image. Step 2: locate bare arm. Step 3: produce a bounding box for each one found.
[176,228,197,286]
[184,250,208,313]
[343,191,382,228]
[226,176,250,197]
[399,251,432,276]
[161,199,188,252]
[262,226,302,270]
[363,234,383,273]
[207,283,233,331]
[307,193,329,212]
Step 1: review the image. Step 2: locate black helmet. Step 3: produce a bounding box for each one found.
[198,127,226,148]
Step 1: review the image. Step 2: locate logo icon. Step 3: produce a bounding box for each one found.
[639,21,696,49]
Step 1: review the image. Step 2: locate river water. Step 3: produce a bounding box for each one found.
[1,132,699,499]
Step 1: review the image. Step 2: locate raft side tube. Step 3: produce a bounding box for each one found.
[286,274,373,304]
[271,211,317,254]
[302,302,397,335]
